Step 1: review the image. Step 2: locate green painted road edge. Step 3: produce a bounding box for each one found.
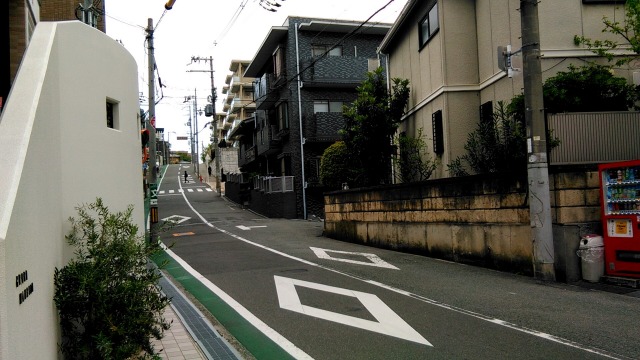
[151,250,296,360]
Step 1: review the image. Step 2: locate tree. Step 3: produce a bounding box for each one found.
[340,67,410,187]
[574,0,640,66]
[394,128,438,183]
[54,198,171,359]
[448,101,527,176]
[542,64,639,112]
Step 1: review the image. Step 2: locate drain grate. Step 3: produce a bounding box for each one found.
[158,274,241,360]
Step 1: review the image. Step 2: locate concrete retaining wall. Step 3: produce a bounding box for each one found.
[324,168,601,281]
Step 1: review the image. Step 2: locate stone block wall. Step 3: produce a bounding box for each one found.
[324,168,602,280]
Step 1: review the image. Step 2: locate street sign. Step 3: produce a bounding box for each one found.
[149,183,158,199]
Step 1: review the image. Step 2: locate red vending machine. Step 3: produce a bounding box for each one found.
[599,160,640,278]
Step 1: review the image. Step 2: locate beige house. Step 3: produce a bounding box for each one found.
[379,0,634,179]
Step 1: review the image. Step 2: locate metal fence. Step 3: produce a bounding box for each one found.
[548,112,640,165]
[227,173,249,183]
[253,176,294,193]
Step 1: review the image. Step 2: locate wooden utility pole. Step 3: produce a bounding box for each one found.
[187,56,220,196]
[520,0,555,281]
[146,18,159,241]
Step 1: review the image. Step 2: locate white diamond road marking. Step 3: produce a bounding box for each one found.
[274,276,431,346]
[310,247,399,270]
[161,215,191,224]
[236,225,268,231]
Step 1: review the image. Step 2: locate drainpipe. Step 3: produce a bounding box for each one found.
[295,22,308,219]
[380,50,396,184]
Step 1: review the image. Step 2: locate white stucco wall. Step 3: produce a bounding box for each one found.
[0,21,142,359]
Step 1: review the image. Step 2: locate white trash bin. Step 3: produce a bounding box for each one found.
[576,234,604,282]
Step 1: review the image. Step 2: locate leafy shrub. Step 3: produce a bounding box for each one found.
[320,141,358,189]
[394,128,438,183]
[53,198,171,359]
[450,101,528,175]
[340,67,410,187]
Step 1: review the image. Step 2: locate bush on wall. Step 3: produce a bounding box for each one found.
[53,198,171,359]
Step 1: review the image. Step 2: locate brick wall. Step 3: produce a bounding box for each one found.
[9,0,26,84]
[324,167,602,280]
[40,0,105,32]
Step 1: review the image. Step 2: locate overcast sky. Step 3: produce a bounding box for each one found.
[104,0,408,152]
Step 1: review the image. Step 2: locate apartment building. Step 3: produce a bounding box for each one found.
[224,60,256,144]
[2,0,105,111]
[40,0,105,31]
[379,0,634,179]
[227,16,391,218]
[2,0,40,110]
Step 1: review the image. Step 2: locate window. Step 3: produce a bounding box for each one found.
[314,100,343,113]
[432,110,443,154]
[311,45,342,57]
[106,100,119,129]
[314,101,329,113]
[480,101,493,124]
[419,3,439,48]
[368,58,380,72]
[329,101,343,113]
[273,46,286,78]
[277,102,289,130]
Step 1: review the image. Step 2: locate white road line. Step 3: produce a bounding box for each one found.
[197,189,203,192]
[274,276,431,346]
[173,179,314,360]
[206,188,213,192]
[169,190,175,194]
[310,247,399,270]
[174,184,621,359]
[187,189,194,192]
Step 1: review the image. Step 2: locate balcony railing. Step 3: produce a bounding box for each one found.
[254,73,283,110]
[299,56,369,87]
[257,125,282,156]
[253,176,294,193]
[304,113,344,142]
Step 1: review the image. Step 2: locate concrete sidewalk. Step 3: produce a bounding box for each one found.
[152,305,207,360]
[152,272,243,360]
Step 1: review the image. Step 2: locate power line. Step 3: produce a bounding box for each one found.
[103,13,145,30]
[216,0,250,43]
[247,0,397,107]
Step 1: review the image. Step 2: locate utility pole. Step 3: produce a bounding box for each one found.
[520,0,555,281]
[146,18,159,241]
[194,88,199,179]
[188,56,220,196]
